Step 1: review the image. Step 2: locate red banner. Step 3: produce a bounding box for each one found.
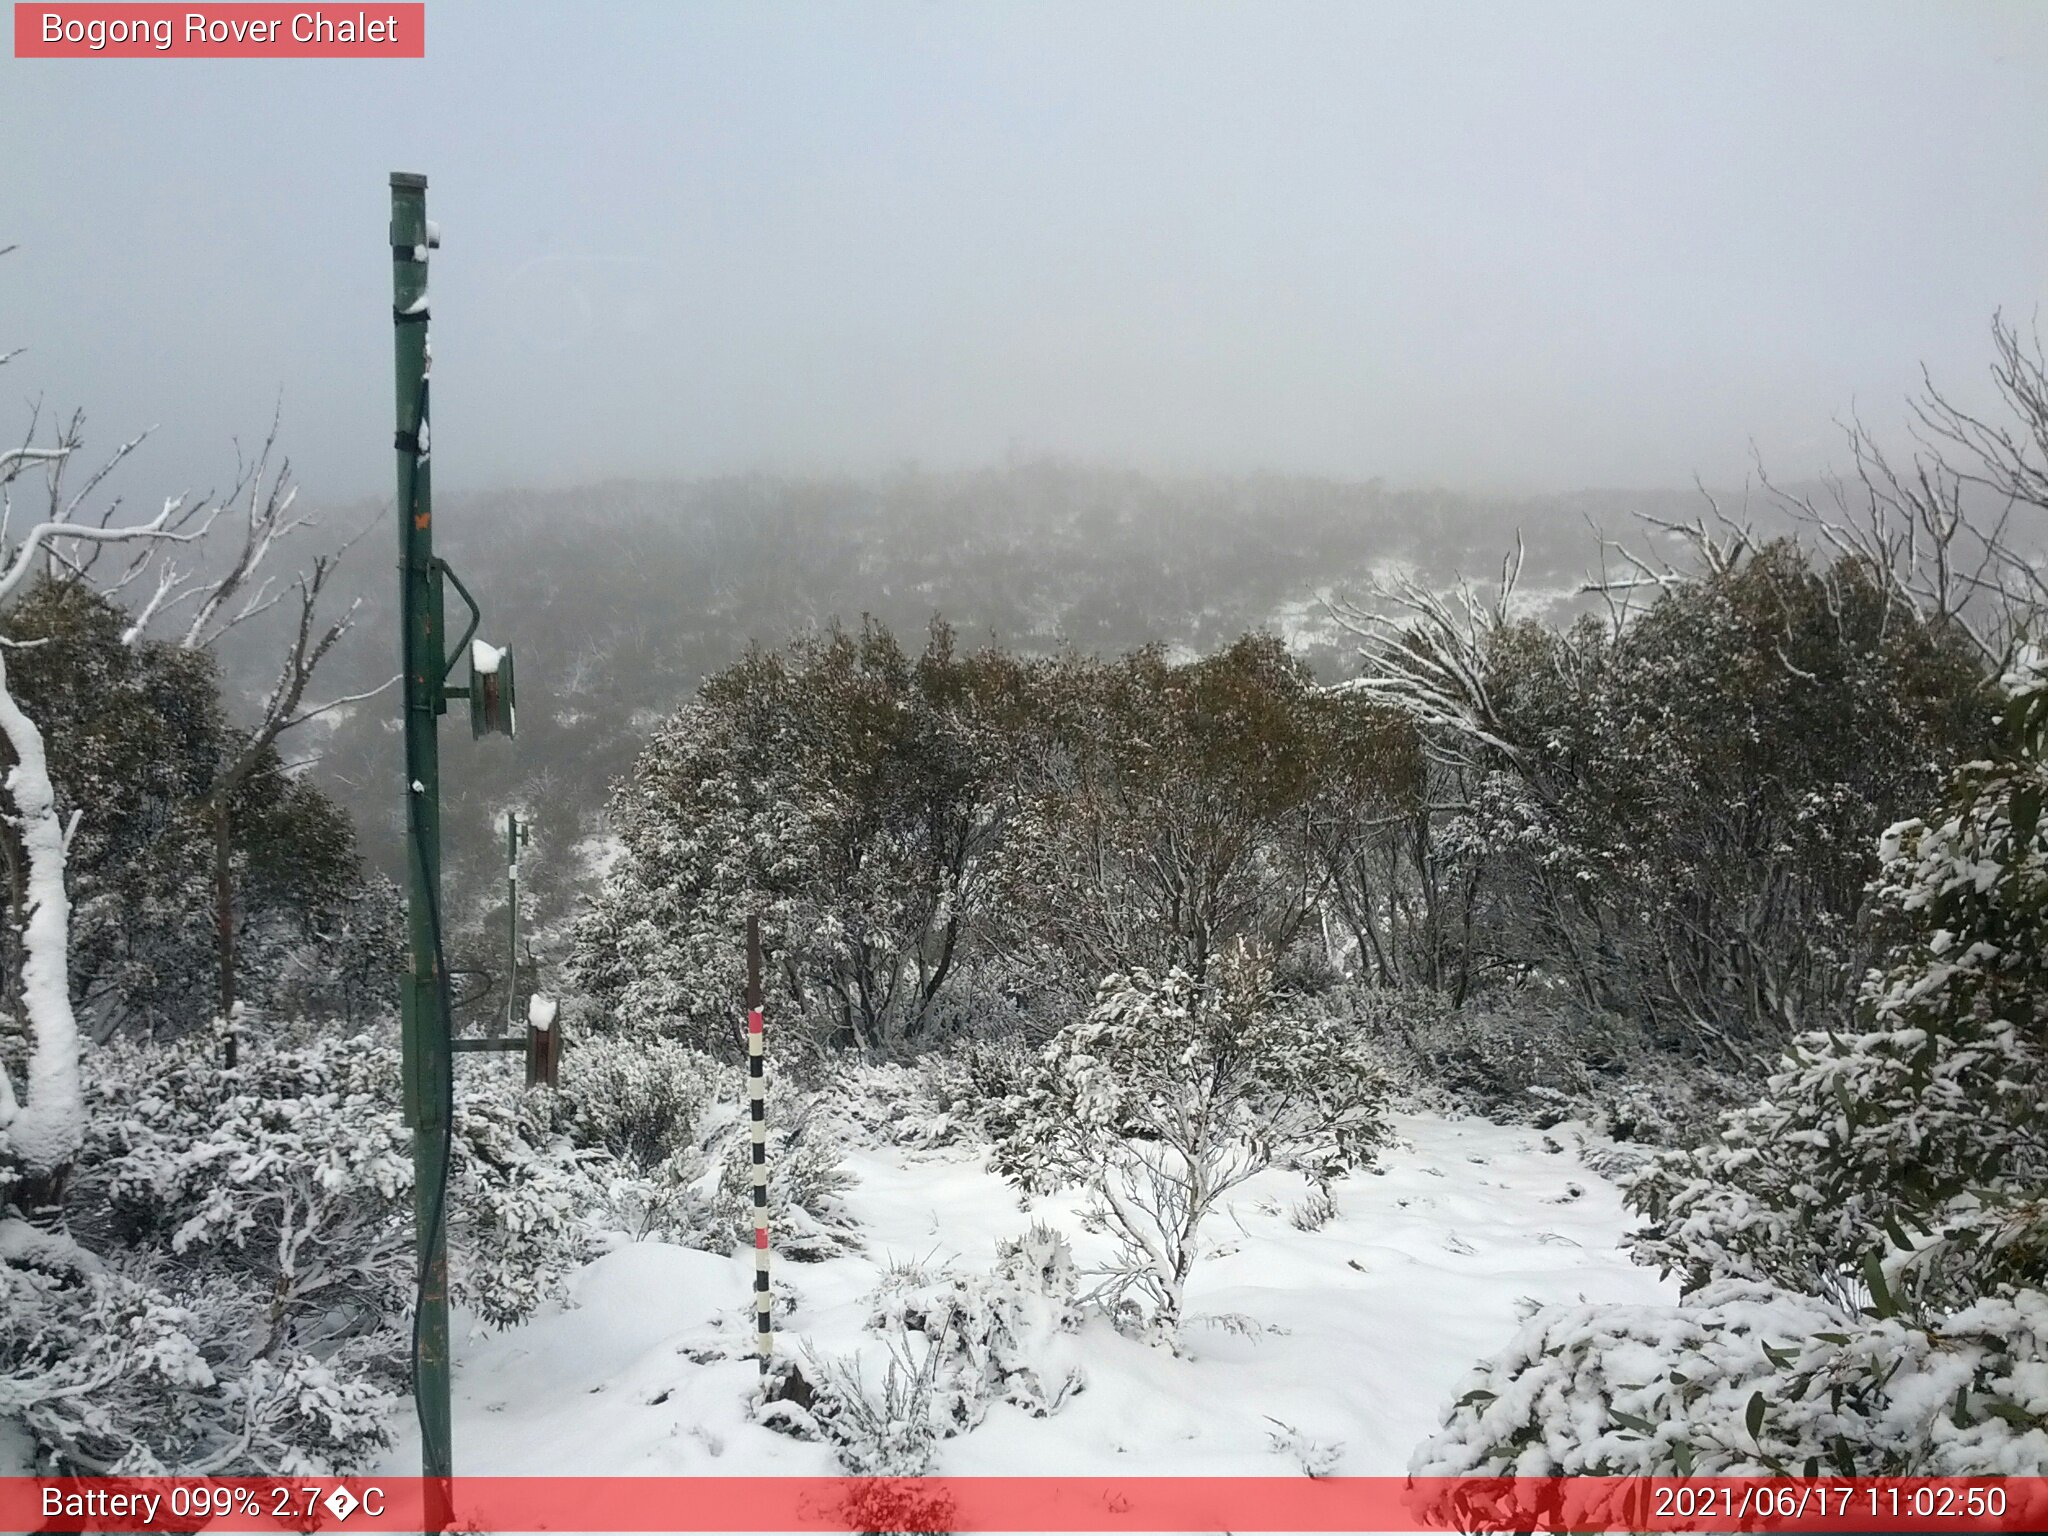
[5,1475,2048,1532]
[13,4,424,57]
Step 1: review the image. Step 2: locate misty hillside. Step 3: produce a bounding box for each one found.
[273,463,1725,948]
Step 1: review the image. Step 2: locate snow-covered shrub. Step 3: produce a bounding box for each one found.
[0,1227,397,1475]
[1289,1184,1339,1232]
[1418,659,2048,1477]
[866,1229,1083,1427]
[818,1057,972,1149]
[708,1094,858,1260]
[992,948,1387,1339]
[447,1070,615,1326]
[801,1224,1083,1483]
[6,1031,408,1473]
[3,1026,610,1473]
[814,1040,1040,1151]
[1354,982,1742,1140]
[545,1028,858,1258]
[1417,1279,2048,1479]
[554,1033,721,1171]
[805,1329,954,1484]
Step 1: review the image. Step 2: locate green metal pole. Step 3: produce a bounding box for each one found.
[389,171,453,1523]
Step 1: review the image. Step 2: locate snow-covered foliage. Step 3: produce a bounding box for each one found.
[555,1030,857,1260]
[1354,982,1748,1145]
[1416,1279,2048,1479]
[570,621,1021,1053]
[813,1045,1037,1150]
[1418,659,2048,1476]
[1344,544,1994,1059]
[795,1224,1085,1477]
[2,1028,606,1473]
[1,579,397,1042]
[992,949,1387,1338]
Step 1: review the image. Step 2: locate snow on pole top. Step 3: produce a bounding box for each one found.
[528,994,558,1032]
[472,639,504,675]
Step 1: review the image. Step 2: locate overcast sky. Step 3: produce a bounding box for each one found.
[4,1,2046,505]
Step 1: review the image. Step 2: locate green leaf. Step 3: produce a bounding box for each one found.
[1814,1332,1850,1346]
[1610,1409,1657,1436]
[1982,1401,2039,1428]
[1455,1388,1496,1408]
[1882,1212,1912,1252]
[1762,1341,1796,1370]
[2011,786,2041,847]
[1672,1440,1695,1476]
[1746,1390,1767,1442]
[1952,1386,1971,1428]
[1861,1250,1897,1318]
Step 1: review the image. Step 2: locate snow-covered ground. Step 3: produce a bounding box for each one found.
[383,1111,1670,1482]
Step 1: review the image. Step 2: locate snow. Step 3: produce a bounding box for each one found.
[575,832,627,883]
[527,993,558,1032]
[379,1111,1669,1481]
[472,638,504,676]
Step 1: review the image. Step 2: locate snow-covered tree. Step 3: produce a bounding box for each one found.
[1416,649,2048,1477]
[0,459,197,1209]
[1,578,397,1042]
[1339,542,1994,1056]
[993,636,1402,997]
[991,947,1387,1341]
[572,620,1022,1052]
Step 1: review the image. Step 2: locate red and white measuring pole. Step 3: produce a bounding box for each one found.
[745,915,770,1376]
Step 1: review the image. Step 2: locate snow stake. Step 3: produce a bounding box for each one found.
[747,914,771,1375]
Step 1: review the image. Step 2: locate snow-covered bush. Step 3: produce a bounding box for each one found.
[992,948,1387,1339]
[817,1057,973,1150]
[1417,1279,2048,1480]
[862,1227,1084,1427]
[1356,982,1745,1143]
[552,1031,857,1259]
[554,1033,722,1172]
[800,1224,1083,1480]
[447,1069,615,1326]
[3,1027,608,1472]
[0,1228,397,1475]
[1418,657,2048,1477]
[707,1094,857,1261]
[815,1041,1040,1151]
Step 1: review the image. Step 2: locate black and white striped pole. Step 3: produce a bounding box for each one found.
[746,914,771,1375]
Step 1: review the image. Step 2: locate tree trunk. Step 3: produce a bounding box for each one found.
[0,645,85,1212]
[215,798,237,1067]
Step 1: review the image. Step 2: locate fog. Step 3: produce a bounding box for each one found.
[4,0,2047,502]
